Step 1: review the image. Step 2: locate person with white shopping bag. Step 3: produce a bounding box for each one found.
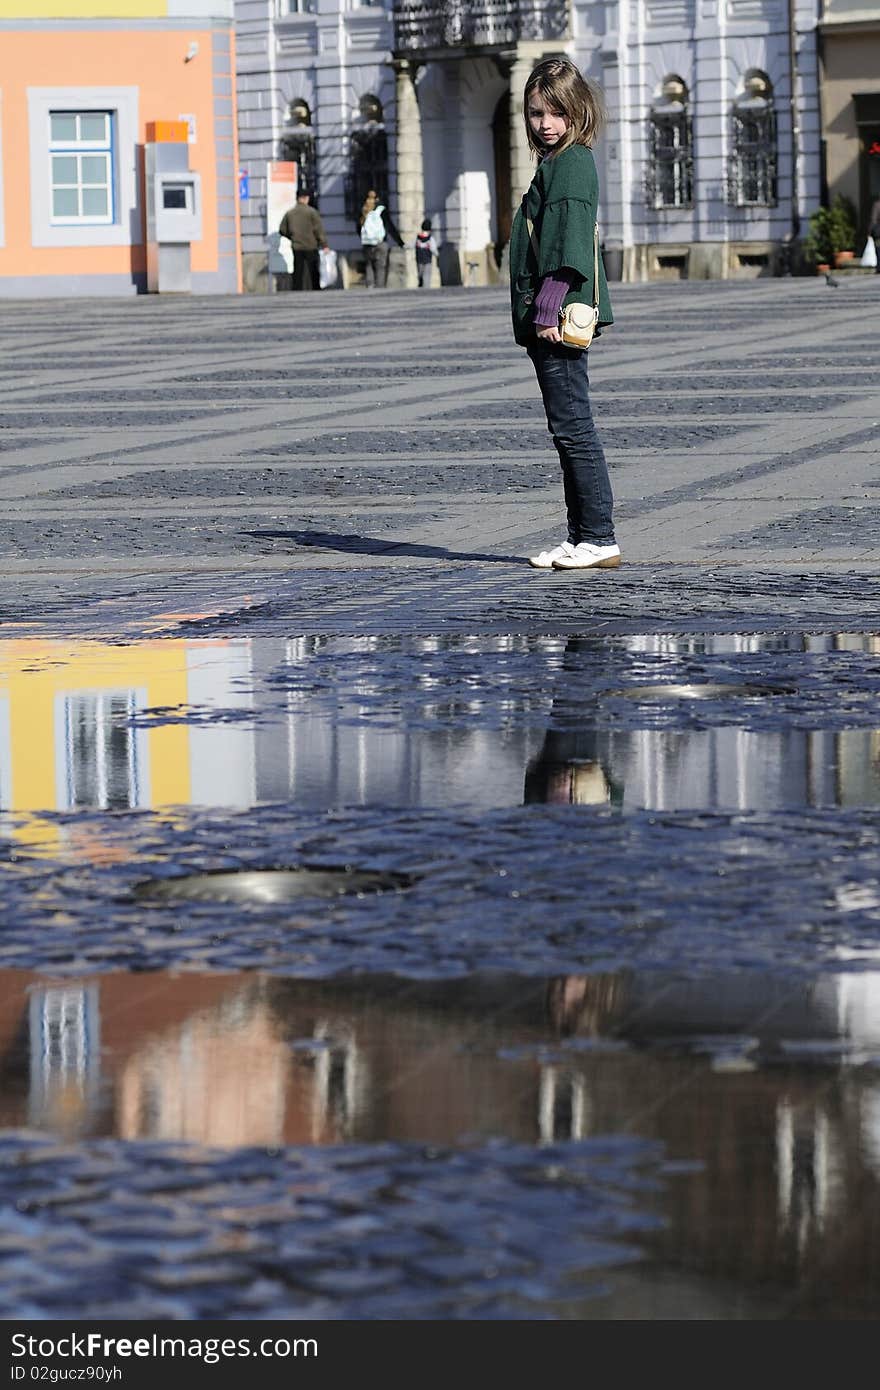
[358,189,405,288]
[278,191,330,291]
[863,196,880,272]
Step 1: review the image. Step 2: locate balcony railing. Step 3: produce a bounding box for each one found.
[393,0,569,52]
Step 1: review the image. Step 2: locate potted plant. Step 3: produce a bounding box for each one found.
[803,206,834,272]
[829,193,858,266]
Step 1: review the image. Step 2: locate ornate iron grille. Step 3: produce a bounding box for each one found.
[645,111,694,210]
[344,125,390,223]
[279,128,318,201]
[727,108,778,207]
[393,0,569,50]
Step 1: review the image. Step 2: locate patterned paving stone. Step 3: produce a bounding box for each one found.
[733,504,880,548]
[0,1132,664,1318]
[3,801,880,979]
[438,394,851,419]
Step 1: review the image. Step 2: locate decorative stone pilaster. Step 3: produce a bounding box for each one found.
[507,43,558,223]
[392,59,425,288]
[509,53,535,220]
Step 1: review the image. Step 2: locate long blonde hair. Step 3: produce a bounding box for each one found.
[523,57,606,159]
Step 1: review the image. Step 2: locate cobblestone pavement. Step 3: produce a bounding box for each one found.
[0,277,878,629]
[1,281,880,1321]
[4,800,880,980]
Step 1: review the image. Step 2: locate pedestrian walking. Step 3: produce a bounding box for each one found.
[414,218,439,287]
[279,191,329,292]
[869,195,880,274]
[358,189,404,288]
[508,57,620,571]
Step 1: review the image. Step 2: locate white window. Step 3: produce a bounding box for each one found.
[0,91,5,248]
[55,689,149,810]
[279,0,317,13]
[49,110,114,225]
[27,86,139,249]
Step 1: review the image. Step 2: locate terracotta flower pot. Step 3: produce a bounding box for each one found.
[816,263,831,274]
[834,250,855,267]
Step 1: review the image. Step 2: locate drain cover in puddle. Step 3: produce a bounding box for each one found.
[615,682,790,701]
[135,867,413,904]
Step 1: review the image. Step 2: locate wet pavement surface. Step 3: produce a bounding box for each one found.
[1,282,880,1319]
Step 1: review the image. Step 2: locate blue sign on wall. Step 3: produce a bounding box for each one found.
[239,170,249,201]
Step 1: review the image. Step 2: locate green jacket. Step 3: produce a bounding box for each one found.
[509,143,613,346]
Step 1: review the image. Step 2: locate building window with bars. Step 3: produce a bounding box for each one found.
[645,76,693,211]
[345,95,389,222]
[49,110,114,225]
[280,98,317,201]
[728,72,777,208]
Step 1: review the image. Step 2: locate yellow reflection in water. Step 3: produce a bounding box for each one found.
[0,638,253,853]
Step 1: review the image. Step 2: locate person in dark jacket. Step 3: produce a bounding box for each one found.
[509,57,619,572]
[358,189,404,288]
[414,218,439,287]
[279,192,329,291]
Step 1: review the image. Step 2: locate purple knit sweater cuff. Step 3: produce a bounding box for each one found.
[533,268,575,326]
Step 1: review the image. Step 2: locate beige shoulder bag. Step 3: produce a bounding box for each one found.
[525,214,600,349]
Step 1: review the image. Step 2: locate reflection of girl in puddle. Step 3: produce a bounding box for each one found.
[524,728,621,806]
[523,638,622,807]
[545,973,630,1037]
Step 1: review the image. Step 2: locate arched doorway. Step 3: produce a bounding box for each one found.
[492,91,511,265]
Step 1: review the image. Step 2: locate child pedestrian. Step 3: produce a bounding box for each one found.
[414,218,439,287]
[508,57,620,571]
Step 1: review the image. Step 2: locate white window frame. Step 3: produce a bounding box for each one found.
[54,688,150,811]
[49,110,114,227]
[27,86,139,249]
[0,90,5,249]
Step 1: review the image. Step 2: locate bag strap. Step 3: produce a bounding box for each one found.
[525,213,600,309]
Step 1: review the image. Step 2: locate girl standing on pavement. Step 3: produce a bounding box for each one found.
[509,58,620,571]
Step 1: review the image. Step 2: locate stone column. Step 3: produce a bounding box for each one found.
[509,53,536,221]
[392,59,425,288]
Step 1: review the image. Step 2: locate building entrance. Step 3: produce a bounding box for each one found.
[492,91,511,265]
[855,93,880,232]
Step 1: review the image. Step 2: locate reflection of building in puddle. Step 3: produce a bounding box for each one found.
[526,633,880,813]
[300,1021,365,1144]
[27,984,101,1136]
[0,636,552,827]
[116,1005,363,1147]
[7,967,880,1300]
[0,639,255,850]
[543,967,880,1293]
[0,972,371,1149]
[264,636,548,811]
[538,1067,590,1142]
[4,632,879,826]
[526,725,880,812]
[117,992,290,1147]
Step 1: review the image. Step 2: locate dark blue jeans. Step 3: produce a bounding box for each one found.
[527,339,615,545]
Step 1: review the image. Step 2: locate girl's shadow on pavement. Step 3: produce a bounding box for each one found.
[244,527,523,564]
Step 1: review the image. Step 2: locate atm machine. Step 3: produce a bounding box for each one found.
[144,120,202,293]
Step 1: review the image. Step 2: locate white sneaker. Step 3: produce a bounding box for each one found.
[552,542,621,570]
[528,540,577,569]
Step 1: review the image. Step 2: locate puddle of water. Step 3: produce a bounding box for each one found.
[1,633,879,830]
[4,965,880,1316]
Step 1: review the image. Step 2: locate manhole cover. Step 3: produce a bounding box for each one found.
[613,682,791,701]
[134,866,414,904]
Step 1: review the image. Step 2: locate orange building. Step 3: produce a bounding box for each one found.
[0,2,241,295]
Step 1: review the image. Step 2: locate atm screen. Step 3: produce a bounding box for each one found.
[163,187,188,210]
